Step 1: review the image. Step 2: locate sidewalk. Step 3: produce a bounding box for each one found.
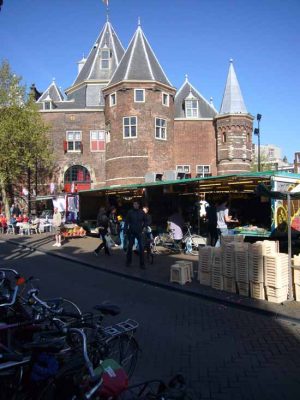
[2,233,300,322]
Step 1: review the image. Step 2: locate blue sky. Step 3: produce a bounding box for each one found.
[0,0,299,162]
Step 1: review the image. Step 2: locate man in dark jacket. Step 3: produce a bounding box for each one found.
[94,207,110,256]
[124,201,146,268]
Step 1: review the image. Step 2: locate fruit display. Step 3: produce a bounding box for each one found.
[62,224,86,238]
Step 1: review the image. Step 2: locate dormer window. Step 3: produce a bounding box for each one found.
[100,49,110,69]
[185,99,198,118]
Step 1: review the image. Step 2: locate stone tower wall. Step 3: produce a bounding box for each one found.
[104,82,176,185]
[215,114,253,175]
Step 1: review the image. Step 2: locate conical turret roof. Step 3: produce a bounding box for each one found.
[108,23,172,88]
[220,60,247,114]
[71,20,125,88]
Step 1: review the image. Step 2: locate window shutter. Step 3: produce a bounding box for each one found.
[80,142,83,154]
[63,140,68,153]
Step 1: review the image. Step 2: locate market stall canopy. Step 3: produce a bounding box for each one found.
[255,183,300,200]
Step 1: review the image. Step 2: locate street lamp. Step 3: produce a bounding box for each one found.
[254,113,262,171]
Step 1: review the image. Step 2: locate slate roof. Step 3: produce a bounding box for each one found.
[108,24,172,88]
[37,80,65,103]
[220,60,247,114]
[175,76,217,118]
[71,21,125,88]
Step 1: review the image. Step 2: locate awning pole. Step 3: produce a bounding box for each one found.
[287,193,294,300]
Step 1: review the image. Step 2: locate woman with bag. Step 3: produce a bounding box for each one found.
[93,207,110,256]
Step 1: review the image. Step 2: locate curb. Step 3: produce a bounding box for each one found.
[5,239,300,324]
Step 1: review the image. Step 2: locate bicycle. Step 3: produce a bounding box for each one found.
[181,224,206,256]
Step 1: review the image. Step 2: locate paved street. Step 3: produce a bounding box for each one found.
[1,240,300,399]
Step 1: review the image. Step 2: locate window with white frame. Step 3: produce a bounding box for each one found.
[162,92,169,106]
[66,131,82,152]
[110,92,116,106]
[196,165,211,177]
[176,165,190,173]
[134,89,145,102]
[90,130,105,152]
[185,99,198,118]
[123,117,137,138]
[100,49,110,69]
[155,118,167,140]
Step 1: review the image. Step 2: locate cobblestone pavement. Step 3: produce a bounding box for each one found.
[1,241,300,399]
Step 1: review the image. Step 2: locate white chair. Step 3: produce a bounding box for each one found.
[20,223,31,235]
[30,223,40,234]
[6,224,15,234]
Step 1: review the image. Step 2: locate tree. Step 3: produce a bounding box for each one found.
[0,60,52,217]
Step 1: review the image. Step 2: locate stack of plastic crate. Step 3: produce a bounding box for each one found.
[293,255,300,301]
[235,242,250,296]
[198,246,213,286]
[211,247,223,290]
[249,242,265,300]
[264,253,289,303]
[222,243,236,293]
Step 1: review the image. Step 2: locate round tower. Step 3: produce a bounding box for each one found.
[215,60,253,175]
[103,23,176,186]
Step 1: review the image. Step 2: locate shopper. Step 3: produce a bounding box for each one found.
[216,199,238,247]
[108,206,120,246]
[94,207,110,256]
[206,201,218,246]
[124,201,147,268]
[52,207,62,247]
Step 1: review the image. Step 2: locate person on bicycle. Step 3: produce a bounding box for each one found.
[124,201,147,269]
[168,208,184,243]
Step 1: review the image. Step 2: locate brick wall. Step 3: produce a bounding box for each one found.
[215,114,253,175]
[104,82,176,185]
[40,110,106,190]
[174,119,217,177]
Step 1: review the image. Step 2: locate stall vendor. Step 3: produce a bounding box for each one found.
[216,199,238,246]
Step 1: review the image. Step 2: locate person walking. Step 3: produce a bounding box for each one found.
[52,207,62,247]
[206,201,218,246]
[124,201,147,268]
[94,207,110,256]
[108,206,120,246]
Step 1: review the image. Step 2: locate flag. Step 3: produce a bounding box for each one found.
[102,0,109,6]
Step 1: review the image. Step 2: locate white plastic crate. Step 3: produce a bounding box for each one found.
[237,282,249,297]
[223,276,236,293]
[293,255,300,267]
[294,284,300,301]
[265,285,288,303]
[293,267,300,286]
[198,270,211,286]
[198,247,213,273]
[249,254,264,283]
[235,251,249,283]
[211,272,223,290]
[250,281,265,300]
[211,248,222,274]
[264,254,289,288]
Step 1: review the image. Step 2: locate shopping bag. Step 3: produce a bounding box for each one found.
[105,233,115,249]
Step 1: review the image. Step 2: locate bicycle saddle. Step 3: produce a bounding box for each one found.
[94,302,121,316]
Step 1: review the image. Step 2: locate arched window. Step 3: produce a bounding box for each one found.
[64,165,91,183]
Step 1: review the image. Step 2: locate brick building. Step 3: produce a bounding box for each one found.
[35,18,253,193]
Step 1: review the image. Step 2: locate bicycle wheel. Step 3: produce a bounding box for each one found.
[106,334,139,378]
[153,236,163,254]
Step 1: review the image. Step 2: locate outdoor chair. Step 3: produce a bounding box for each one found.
[6,224,15,235]
[20,223,31,235]
[30,222,40,234]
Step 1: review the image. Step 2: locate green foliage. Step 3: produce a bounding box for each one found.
[0,60,52,206]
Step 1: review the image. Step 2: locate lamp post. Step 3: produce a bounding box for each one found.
[254,113,262,171]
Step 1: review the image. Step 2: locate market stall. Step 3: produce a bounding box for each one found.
[61,224,86,238]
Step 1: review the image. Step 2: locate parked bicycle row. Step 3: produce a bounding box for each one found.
[0,267,193,399]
